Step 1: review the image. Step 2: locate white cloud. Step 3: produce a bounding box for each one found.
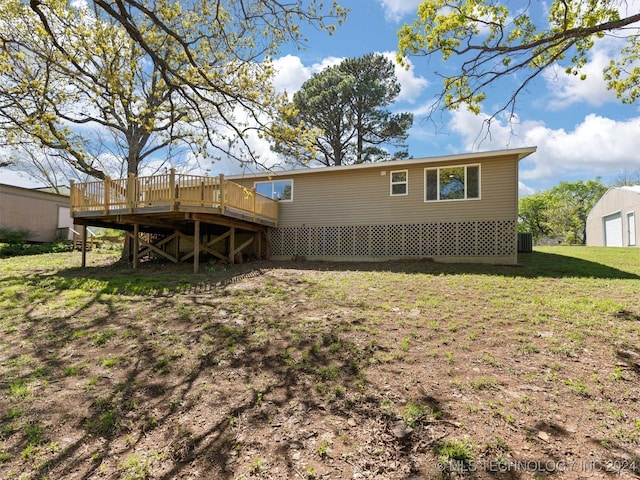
[543,37,624,109]
[521,114,640,180]
[272,55,344,96]
[447,108,640,186]
[518,181,536,197]
[0,168,45,188]
[378,0,422,22]
[272,55,311,95]
[311,56,344,72]
[382,52,429,104]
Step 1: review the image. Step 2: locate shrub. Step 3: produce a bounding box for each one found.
[0,241,73,258]
[0,227,32,244]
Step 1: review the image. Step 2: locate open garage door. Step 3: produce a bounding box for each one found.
[603,213,623,247]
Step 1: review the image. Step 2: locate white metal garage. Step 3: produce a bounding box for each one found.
[603,212,623,247]
[587,186,640,247]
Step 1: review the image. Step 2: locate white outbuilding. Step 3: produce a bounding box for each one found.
[586,186,640,247]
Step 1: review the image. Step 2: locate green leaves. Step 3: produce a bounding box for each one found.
[397,0,640,117]
[1,0,347,183]
[519,179,608,244]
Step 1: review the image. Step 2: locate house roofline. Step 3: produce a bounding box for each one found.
[599,185,640,197]
[0,183,70,199]
[228,146,537,180]
[618,185,640,194]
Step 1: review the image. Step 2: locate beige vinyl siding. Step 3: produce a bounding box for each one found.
[0,184,71,242]
[234,154,519,227]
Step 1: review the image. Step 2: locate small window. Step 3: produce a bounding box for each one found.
[424,164,481,202]
[255,179,293,201]
[390,170,408,196]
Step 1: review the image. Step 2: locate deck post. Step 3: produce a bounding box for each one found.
[81,224,87,268]
[174,229,180,261]
[104,176,111,214]
[229,226,235,264]
[219,173,225,213]
[169,168,176,209]
[132,224,139,269]
[194,220,201,274]
[257,230,262,259]
[69,180,75,215]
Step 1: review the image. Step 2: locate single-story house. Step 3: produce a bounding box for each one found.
[229,146,537,265]
[586,185,640,247]
[0,183,74,242]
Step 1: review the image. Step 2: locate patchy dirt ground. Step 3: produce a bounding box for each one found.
[1,249,640,480]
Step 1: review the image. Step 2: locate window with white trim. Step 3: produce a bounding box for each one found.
[390,170,408,196]
[255,179,293,201]
[424,164,480,201]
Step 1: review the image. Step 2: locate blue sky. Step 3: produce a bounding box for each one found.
[2,0,640,195]
[267,0,640,196]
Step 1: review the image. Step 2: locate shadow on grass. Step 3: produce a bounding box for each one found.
[262,251,640,280]
[0,289,398,480]
[38,258,269,296]
[42,249,640,298]
[1,247,639,479]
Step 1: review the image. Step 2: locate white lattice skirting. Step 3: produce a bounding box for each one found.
[269,220,517,262]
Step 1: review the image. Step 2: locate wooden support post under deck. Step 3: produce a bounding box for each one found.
[174,229,180,261]
[229,226,235,264]
[194,220,200,274]
[132,224,139,269]
[81,224,87,268]
[258,230,262,259]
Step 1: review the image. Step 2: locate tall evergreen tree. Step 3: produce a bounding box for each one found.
[272,53,413,166]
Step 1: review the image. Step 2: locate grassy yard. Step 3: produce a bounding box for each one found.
[0,246,639,479]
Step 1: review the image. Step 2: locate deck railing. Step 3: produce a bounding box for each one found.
[70,171,278,223]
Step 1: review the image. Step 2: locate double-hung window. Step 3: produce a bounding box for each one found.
[390,170,408,196]
[425,165,480,202]
[255,179,293,201]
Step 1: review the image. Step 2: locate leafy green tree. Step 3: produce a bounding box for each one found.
[1,0,346,181]
[272,53,413,166]
[518,192,552,243]
[397,1,640,120]
[519,179,607,244]
[546,179,608,244]
[1,0,197,180]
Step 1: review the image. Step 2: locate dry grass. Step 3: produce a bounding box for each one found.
[1,246,639,479]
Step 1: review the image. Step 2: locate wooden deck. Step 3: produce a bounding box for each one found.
[70,171,278,227]
[70,172,279,272]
